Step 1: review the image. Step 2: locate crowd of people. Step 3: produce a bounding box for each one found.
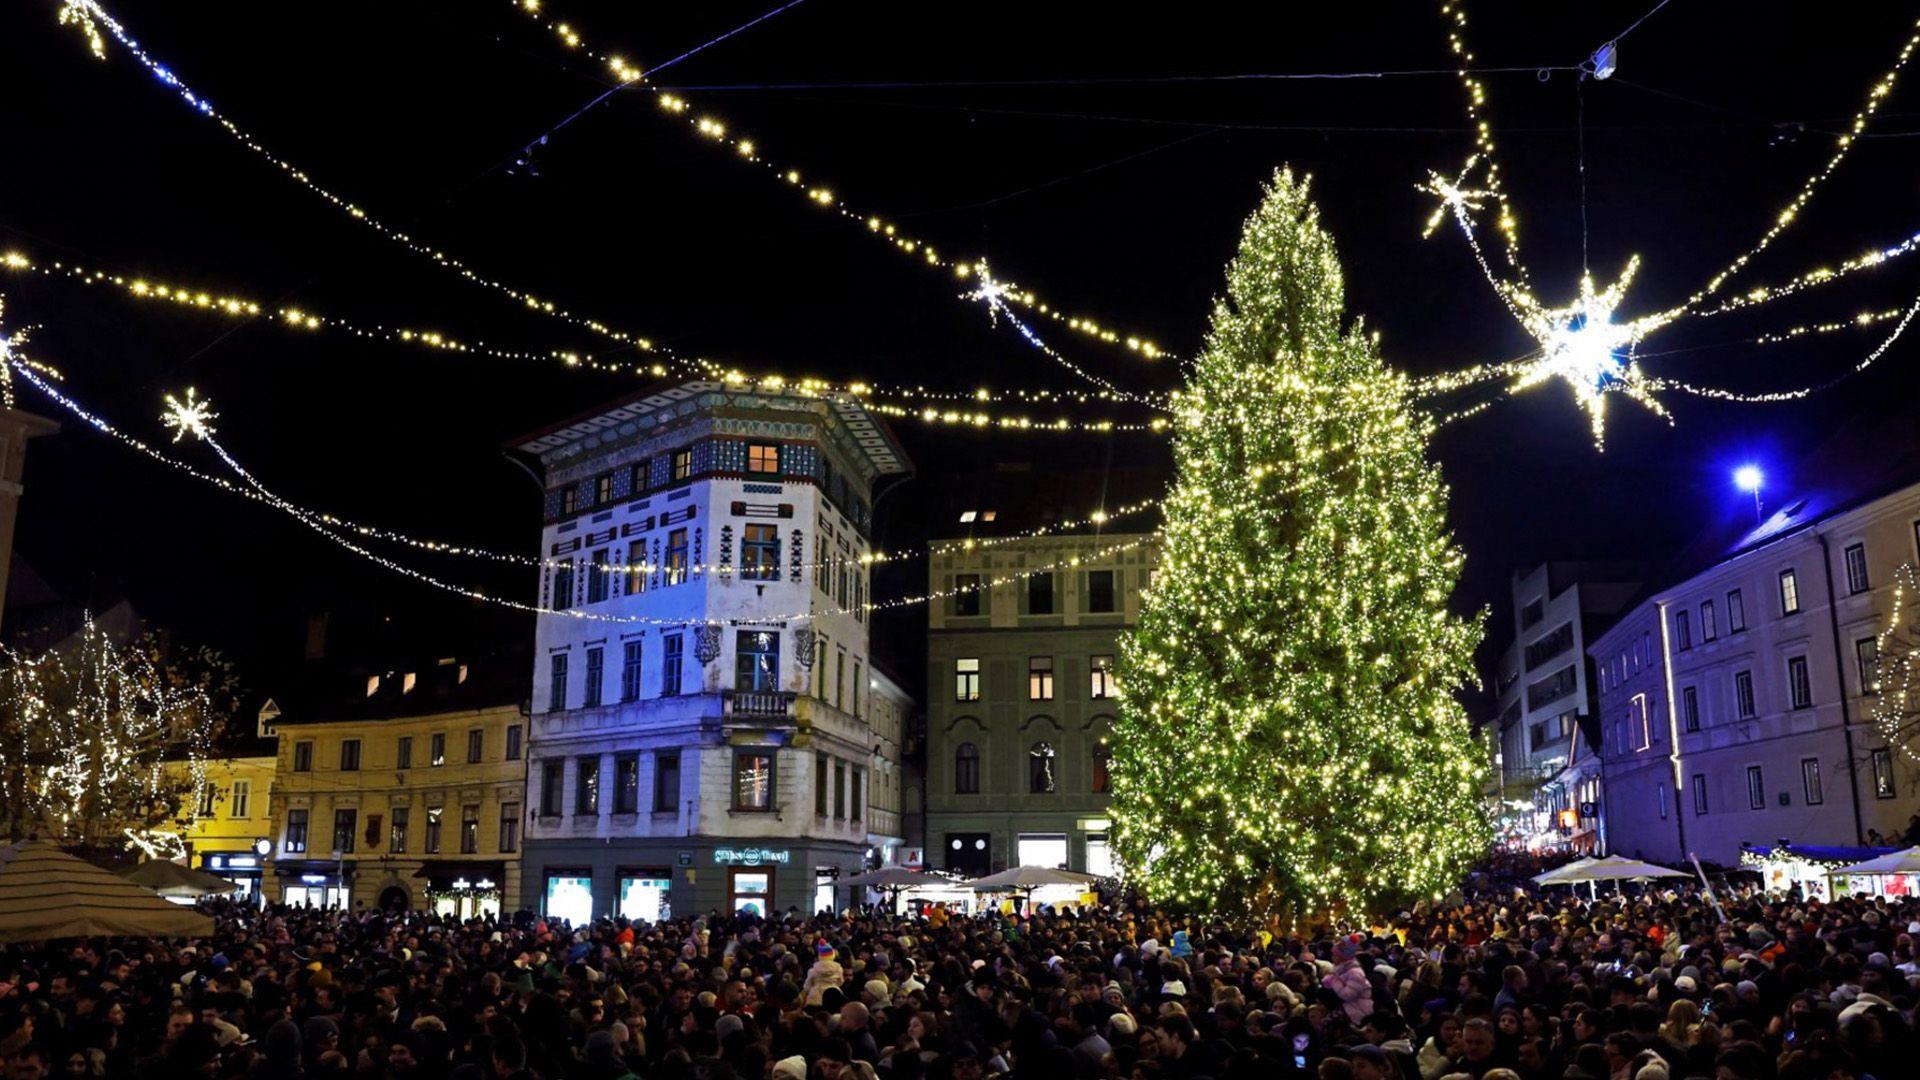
[1,862,1915,1080]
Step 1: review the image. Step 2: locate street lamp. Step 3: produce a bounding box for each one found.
[1734,465,1764,524]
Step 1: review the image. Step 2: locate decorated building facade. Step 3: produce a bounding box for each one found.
[512,380,911,920]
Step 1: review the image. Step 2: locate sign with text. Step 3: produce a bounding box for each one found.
[713,847,791,866]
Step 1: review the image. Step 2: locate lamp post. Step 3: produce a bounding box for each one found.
[1734,465,1765,524]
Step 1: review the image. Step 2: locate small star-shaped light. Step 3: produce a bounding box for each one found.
[1508,258,1671,450]
[161,387,218,442]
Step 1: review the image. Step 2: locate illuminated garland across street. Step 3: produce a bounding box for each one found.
[507,0,1173,365]
[1420,0,1920,446]
[0,247,1170,434]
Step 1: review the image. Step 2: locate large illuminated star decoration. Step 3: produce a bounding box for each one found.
[160,387,218,443]
[1508,258,1673,450]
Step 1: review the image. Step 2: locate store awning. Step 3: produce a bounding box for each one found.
[412,861,505,890]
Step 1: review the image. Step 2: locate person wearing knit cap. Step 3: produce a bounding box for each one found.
[772,1055,808,1080]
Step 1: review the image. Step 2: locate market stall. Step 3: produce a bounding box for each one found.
[1740,843,1899,901]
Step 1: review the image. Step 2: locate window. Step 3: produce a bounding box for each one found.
[835,649,846,710]
[1631,694,1651,752]
[549,653,569,712]
[1787,655,1813,710]
[583,647,604,708]
[1779,568,1801,615]
[460,805,479,854]
[576,756,600,816]
[336,738,360,771]
[1673,609,1692,651]
[499,803,519,853]
[1092,741,1111,794]
[198,784,216,817]
[1700,600,1717,642]
[671,448,692,481]
[1845,542,1870,594]
[1029,742,1057,794]
[662,634,683,695]
[587,548,610,604]
[736,630,780,692]
[1028,656,1055,701]
[560,486,578,516]
[1727,589,1746,632]
[1028,572,1055,615]
[815,533,830,593]
[1658,782,1668,820]
[1856,636,1880,694]
[293,741,313,772]
[747,442,780,473]
[505,724,522,761]
[834,759,847,819]
[430,732,446,767]
[955,743,980,794]
[621,640,644,702]
[1643,630,1654,666]
[388,807,408,853]
[613,755,638,814]
[625,539,649,596]
[816,755,831,815]
[551,561,575,611]
[541,759,564,817]
[654,752,680,813]
[852,661,862,719]
[332,809,357,854]
[1747,766,1765,810]
[955,657,980,702]
[1692,774,1708,815]
[594,472,613,505]
[284,809,309,854]
[954,573,982,617]
[1521,598,1545,628]
[851,768,863,822]
[733,751,775,811]
[1682,687,1700,733]
[665,529,688,585]
[467,728,484,764]
[630,458,650,495]
[424,808,442,854]
[1873,748,1897,798]
[1734,670,1757,719]
[396,736,413,770]
[1802,758,1823,806]
[230,779,250,819]
[1088,570,1115,613]
[1090,654,1116,699]
[742,524,780,580]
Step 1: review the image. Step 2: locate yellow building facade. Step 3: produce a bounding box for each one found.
[169,754,279,902]
[266,700,528,917]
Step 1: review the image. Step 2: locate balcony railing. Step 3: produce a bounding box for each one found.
[723,690,795,719]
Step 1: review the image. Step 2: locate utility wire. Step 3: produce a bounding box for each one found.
[661,65,1580,93]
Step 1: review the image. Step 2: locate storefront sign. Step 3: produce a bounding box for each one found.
[207,854,259,871]
[677,851,693,868]
[714,847,790,866]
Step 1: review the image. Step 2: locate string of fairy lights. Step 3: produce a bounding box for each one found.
[1871,562,1920,766]
[1419,0,1920,446]
[0,248,1172,434]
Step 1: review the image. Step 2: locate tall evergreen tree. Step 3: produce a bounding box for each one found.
[1111,170,1489,920]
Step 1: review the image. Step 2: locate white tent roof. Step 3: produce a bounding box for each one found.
[838,867,962,889]
[1532,858,1599,886]
[0,840,213,942]
[967,865,1100,891]
[118,858,241,899]
[1834,846,1920,876]
[1547,854,1689,883]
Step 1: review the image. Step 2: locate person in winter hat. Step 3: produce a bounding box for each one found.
[803,940,845,1007]
[1324,934,1374,1025]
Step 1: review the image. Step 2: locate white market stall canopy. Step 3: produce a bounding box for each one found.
[839,867,964,889]
[1834,846,1920,876]
[0,840,214,942]
[968,865,1100,891]
[1532,858,1599,886]
[1545,855,1688,883]
[119,859,241,899]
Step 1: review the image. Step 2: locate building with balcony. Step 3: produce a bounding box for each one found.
[264,649,529,915]
[922,471,1159,879]
[511,381,910,920]
[1486,562,1641,851]
[1594,466,1920,865]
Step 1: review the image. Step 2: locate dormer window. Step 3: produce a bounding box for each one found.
[402,672,417,694]
[365,675,380,697]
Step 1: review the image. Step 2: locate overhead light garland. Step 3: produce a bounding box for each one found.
[1421,0,1920,446]
[506,0,1174,366]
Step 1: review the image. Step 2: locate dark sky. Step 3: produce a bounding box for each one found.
[4,1,1920,700]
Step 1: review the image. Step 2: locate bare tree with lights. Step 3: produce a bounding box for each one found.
[0,616,235,855]
[1870,563,1920,774]
[1110,169,1491,923]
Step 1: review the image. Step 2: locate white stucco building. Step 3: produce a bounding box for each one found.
[511,381,911,921]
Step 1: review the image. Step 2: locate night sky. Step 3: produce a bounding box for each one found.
[4,1,1920,703]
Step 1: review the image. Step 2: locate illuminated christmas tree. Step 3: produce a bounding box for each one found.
[1111,169,1490,921]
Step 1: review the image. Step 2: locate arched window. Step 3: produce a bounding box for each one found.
[1091,739,1111,794]
[954,742,980,794]
[1029,741,1057,794]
